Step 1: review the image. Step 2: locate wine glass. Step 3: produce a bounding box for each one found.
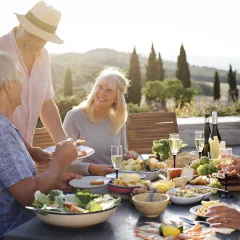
[219,148,233,198]
[111,145,123,179]
[169,133,180,168]
[194,131,204,159]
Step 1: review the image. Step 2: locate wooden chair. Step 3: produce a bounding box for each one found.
[32,127,55,149]
[32,127,55,174]
[126,112,178,154]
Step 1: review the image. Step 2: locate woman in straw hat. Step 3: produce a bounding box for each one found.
[0,1,67,166]
[0,51,81,238]
[63,68,138,176]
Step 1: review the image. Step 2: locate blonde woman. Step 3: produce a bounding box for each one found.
[63,68,138,176]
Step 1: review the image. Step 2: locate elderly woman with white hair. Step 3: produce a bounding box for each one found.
[63,68,138,176]
[0,51,81,238]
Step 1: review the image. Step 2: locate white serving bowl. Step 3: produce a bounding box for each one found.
[36,206,118,228]
[137,169,162,181]
[166,188,204,205]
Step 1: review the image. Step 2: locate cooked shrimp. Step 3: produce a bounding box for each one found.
[145,222,162,228]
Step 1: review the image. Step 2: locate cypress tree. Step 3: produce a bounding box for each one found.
[64,67,73,97]
[156,52,165,81]
[227,65,239,102]
[176,44,191,88]
[213,71,221,100]
[127,47,142,105]
[146,43,157,81]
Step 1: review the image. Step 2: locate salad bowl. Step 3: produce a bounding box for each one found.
[28,189,120,228]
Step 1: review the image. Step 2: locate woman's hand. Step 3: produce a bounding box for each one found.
[89,164,114,176]
[206,205,240,230]
[126,150,138,160]
[55,139,78,167]
[217,154,240,176]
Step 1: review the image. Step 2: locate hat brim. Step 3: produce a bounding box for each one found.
[15,13,64,44]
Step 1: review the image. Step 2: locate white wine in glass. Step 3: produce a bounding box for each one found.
[169,133,180,168]
[111,145,123,179]
[194,131,204,159]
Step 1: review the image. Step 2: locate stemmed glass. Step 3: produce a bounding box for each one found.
[194,131,204,159]
[219,148,233,198]
[111,145,123,179]
[169,133,180,168]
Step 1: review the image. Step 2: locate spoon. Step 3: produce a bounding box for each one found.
[179,217,210,226]
[148,188,155,202]
[25,206,79,215]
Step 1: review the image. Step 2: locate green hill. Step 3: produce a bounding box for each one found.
[51,48,239,92]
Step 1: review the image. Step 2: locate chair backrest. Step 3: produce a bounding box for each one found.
[32,127,55,149]
[126,112,178,154]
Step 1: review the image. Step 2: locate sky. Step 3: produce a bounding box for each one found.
[0,0,240,70]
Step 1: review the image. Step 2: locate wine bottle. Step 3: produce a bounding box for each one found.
[211,111,222,142]
[202,113,211,157]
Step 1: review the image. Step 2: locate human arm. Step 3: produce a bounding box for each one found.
[206,205,240,230]
[65,161,114,176]
[40,99,67,144]
[6,139,78,206]
[23,138,51,166]
[63,110,80,141]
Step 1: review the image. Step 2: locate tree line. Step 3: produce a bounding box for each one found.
[63,44,239,107]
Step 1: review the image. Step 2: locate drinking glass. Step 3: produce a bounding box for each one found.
[111,145,123,179]
[194,131,204,159]
[219,148,233,198]
[169,133,180,168]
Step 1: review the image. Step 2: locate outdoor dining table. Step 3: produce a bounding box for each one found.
[4,191,240,240]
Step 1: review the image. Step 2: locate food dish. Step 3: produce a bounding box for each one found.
[190,200,227,217]
[29,190,120,228]
[106,172,146,180]
[44,145,95,162]
[89,179,104,185]
[120,157,165,181]
[108,174,150,200]
[69,176,110,189]
[132,193,169,217]
[166,186,213,205]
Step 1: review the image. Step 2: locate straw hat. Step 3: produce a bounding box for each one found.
[14,1,64,44]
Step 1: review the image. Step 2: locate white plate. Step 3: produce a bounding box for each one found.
[44,145,95,162]
[106,172,146,180]
[189,205,208,218]
[69,176,110,189]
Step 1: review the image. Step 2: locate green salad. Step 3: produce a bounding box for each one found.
[32,189,120,215]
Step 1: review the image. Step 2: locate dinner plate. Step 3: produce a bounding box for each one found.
[44,145,95,162]
[69,176,110,189]
[189,205,209,218]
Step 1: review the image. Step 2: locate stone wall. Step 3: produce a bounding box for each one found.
[177,116,240,147]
